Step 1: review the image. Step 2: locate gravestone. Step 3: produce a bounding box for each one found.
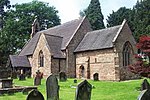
[26,89,44,100]
[93,73,99,81]
[59,72,67,82]
[34,70,43,86]
[141,79,150,91]
[75,80,92,100]
[74,79,77,83]
[19,74,26,80]
[138,89,150,100]
[46,75,59,100]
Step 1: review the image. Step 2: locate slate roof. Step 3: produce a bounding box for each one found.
[44,34,65,58]
[19,33,41,56]
[39,17,84,49]
[19,17,85,57]
[74,25,121,52]
[9,55,31,67]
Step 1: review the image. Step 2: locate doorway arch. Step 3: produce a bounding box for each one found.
[93,73,99,81]
[79,65,85,78]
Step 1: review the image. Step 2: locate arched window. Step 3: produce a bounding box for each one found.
[122,42,133,66]
[39,50,44,67]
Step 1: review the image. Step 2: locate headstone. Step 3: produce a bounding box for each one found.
[34,70,43,85]
[74,79,77,83]
[19,74,26,80]
[138,89,150,100]
[93,73,99,81]
[59,72,67,82]
[26,89,44,100]
[75,80,92,100]
[46,75,59,100]
[141,79,150,91]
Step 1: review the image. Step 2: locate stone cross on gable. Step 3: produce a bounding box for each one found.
[31,16,40,38]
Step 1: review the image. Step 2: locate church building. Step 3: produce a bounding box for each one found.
[9,17,137,81]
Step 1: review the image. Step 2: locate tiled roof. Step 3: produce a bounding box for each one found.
[19,17,85,57]
[9,55,31,67]
[74,25,121,52]
[39,17,84,49]
[44,34,65,58]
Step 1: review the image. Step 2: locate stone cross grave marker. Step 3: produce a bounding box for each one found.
[59,72,67,82]
[138,89,150,100]
[75,80,92,100]
[34,70,43,86]
[46,74,59,100]
[26,89,44,100]
[141,79,150,91]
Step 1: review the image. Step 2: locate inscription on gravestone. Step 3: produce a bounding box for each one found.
[75,80,92,100]
[46,75,59,100]
[26,89,44,100]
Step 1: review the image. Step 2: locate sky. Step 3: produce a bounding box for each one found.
[10,0,138,24]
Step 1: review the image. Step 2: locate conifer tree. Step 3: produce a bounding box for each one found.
[85,0,105,30]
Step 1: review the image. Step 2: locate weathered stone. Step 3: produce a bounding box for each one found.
[59,72,67,82]
[26,89,44,100]
[75,80,92,100]
[141,79,150,91]
[138,89,150,100]
[19,74,26,81]
[0,79,13,88]
[74,79,77,83]
[93,73,99,81]
[34,70,43,86]
[46,75,59,100]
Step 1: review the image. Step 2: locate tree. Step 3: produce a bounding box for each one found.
[106,7,133,28]
[84,0,105,30]
[0,0,60,66]
[129,35,150,77]
[106,0,150,41]
[132,0,150,41]
[0,0,10,29]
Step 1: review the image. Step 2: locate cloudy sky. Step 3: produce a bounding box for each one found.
[10,0,137,24]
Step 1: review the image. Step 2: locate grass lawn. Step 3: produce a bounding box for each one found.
[0,78,146,100]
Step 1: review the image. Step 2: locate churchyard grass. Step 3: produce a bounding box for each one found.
[0,78,147,100]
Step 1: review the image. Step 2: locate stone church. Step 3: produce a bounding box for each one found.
[9,16,137,81]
